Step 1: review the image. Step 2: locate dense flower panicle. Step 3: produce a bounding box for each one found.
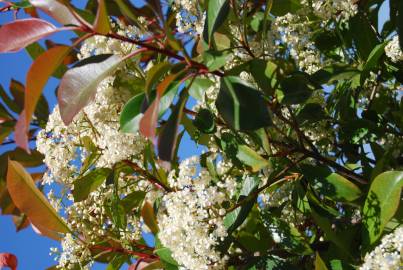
[158,157,235,270]
[386,36,403,63]
[360,227,403,270]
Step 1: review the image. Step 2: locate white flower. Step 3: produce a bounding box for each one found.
[360,227,403,270]
[386,36,403,63]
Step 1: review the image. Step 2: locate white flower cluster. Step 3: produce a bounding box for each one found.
[273,13,322,74]
[52,233,92,270]
[273,0,358,74]
[360,227,403,270]
[158,157,236,270]
[385,36,403,63]
[307,0,358,21]
[172,0,204,34]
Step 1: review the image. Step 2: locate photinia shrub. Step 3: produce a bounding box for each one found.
[0,0,402,269]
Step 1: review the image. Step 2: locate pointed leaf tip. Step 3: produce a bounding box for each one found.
[0,19,58,53]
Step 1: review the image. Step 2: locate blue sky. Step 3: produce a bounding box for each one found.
[0,1,390,270]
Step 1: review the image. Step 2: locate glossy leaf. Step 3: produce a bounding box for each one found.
[15,46,70,150]
[94,0,111,34]
[58,54,124,125]
[0,253,17,270]
[204,0,230,43]
[140,74,180,138]
[236,145,269,172]
[7,160,69,240]
[29,0,81,26]
[72,168,112,202]
[0,19,60,53]
[145,62,172,94]
[216,76,271,130]
[141,201,159,234]
[362,171,403,246]
[301,165,362,202]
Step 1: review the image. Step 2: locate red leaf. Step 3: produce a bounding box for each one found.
[58,54,124,125]
[15,46,71,150]
[29,0,82,26]
[139,74,179,138]
[14,110,29,153]
[0,253,18,270]
[0,19,59,53]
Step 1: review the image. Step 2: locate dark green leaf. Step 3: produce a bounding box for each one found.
[203,0,230,43]
[279,73,315,105]
[216,76,271,130]
[193,108,216,134]
[301,165,362,202]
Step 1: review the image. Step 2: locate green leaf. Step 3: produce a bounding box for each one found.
[7,160,69,240]
[296,103,326,125]
[106,255,126,270]
[349,14,379,60]
[73,168,112,202]
[141,201,159,234]
[224,176,260,234]
[203,0,230,43]
[58,54,124,125]
[315,253,329,270]
[193,108,216,134]
[154,247,179,266]
[236,145,269,172]
[120,191,146,212]
[120,93,145,133]
[280,73,315,105]
[249,59,274,94]
[202,50,229,71]
[301,165,362,202]
[216,76,271,130]
[188,77,214,101]
[362,171,403,246]
[271,0,302,16]
[262,212,313,255]
[145,62,172,94]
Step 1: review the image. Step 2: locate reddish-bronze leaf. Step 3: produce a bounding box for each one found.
[7,160,69,240]
[15,46,71,150]
[0,19,60,53]
[29,0,82,26]
[0,253,18,270]
[58,55,124,125]
[139,74,179,138]
[93,0,111,34]
[141,201,159,234]
[14,111,29,152]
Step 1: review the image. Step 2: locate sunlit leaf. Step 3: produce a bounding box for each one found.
[73,168,112,202]
[7,160,69,240]
[94,0,111,34]
[29,0,82,26]
[15,45,70,150]
[58,54,124,125]
[141,201,159,234]
[362,171,403,247]
[0,19,61,53]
